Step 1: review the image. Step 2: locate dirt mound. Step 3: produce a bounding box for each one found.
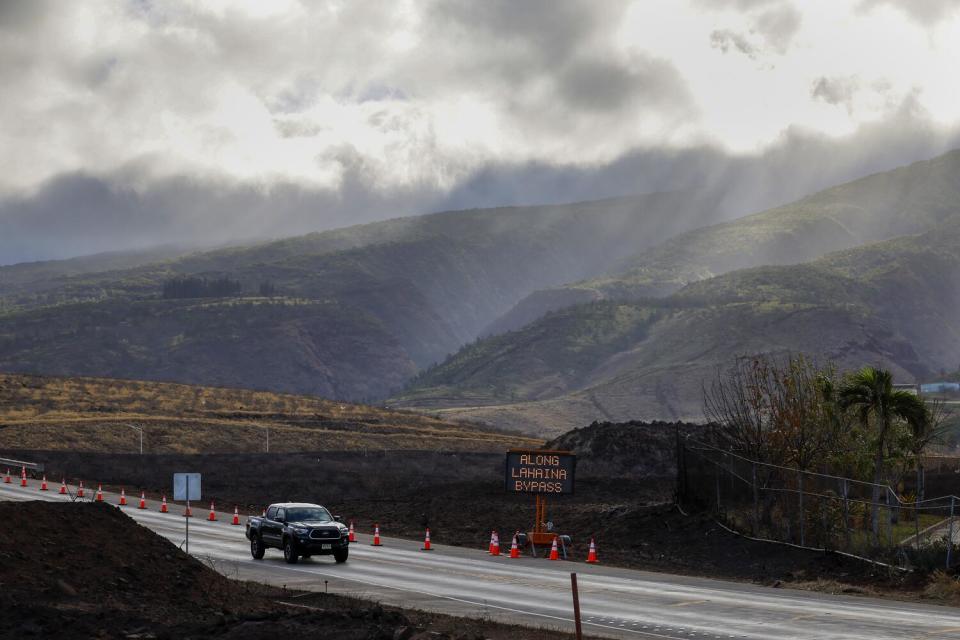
[0,502,583,640]
[546,420,708,478]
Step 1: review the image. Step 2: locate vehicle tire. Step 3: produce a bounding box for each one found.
[283,538,299,564]
[250,535,265,560]
[334,548,349,564]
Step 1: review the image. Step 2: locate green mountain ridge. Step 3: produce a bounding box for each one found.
[395,224,960,436]
[0,190,720,400]
[486,149,960,335]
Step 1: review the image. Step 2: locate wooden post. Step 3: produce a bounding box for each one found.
[570,573,583,640]
[947,497,955,569]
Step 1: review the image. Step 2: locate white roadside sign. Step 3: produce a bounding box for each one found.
[173,473,201,501]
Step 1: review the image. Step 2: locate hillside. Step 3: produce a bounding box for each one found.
[0,191,719,399]
[395,224,960,436]
[0,373,539,453]
[488,150,960,334]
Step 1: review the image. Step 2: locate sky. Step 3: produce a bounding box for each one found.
[2,0,960,264]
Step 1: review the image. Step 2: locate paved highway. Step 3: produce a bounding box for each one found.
[4,480,960,639]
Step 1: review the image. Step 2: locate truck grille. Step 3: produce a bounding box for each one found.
[309,528,341,540]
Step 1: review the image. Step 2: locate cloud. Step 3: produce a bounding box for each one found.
[753,4,802,53]
[811,76,860,113]
[706,1,802,58]
[2,1,960,263]
[858,0,960,26]
[3,101,957,265]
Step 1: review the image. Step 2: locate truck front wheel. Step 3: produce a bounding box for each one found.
[251,535,265,560]
[283,538,299,564]
[334,548,349,564]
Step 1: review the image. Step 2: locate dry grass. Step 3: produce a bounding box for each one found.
[923,571,960,603]
[0,373,542,453]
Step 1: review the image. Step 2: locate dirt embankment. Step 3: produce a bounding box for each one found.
[0,501,590,640]
[6,420,959,602]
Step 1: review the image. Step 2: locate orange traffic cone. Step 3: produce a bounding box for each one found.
[586,538,599,563]
[232,506,241,525]
[208,501,217,521]
[59,479,67,495]
[491,531,501,556]
[77,481,85,498]
[422,528,432,551]
[3,469,10,483]
[20,467,27,487]
[138,491,147,509]
[487,530,496,554]
[509,533,520,559]
[262,507,266,517]
[40,475,48,491]
[96,484,104,502]
[119,488,127,506]
[371,523,382,546]
[348,521,356,542]
[160,495,169,513]
[184,503,192,518]
[548,536,560,561]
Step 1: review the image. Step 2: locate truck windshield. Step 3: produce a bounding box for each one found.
[285,507,332,522]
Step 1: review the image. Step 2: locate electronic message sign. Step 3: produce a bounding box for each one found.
[505,449,576,494]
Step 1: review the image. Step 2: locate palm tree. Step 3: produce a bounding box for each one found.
[839,367,926,545]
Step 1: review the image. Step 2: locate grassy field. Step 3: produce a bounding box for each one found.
[0,373,541,453]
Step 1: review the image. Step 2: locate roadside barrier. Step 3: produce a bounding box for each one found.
[232,506,240,525]
[119,488,127,506]
[586,538,598,564]
[40,475,48,491]
[548,536,559,561]
[509,533,520,558]
[160,495,168,513]
[138,492,147,509]
[96,484,104,502]
[77,481,85,498]
[208,501,217,521]
[3,469,9,483]
[59,479,67,495]
[348,521,356,542]
[372,523,382,546]
[20,467,27,487]
[421,528,432,551]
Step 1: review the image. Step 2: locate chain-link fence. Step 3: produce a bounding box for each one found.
[679,438,960,570]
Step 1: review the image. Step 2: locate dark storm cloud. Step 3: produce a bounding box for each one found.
[4,103,958,265]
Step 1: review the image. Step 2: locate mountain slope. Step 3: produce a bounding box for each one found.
[0,190,720,399]
[488,150,960,334]
[395,224,960,436]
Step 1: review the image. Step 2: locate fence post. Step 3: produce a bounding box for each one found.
[887,488,894,547]
[715,457,722,516]
[842,478,850,549]
[797,469,805,547]
[752,461,759,536]
[948,496,956,570]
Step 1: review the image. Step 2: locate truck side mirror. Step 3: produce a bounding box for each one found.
[333,515,342,522]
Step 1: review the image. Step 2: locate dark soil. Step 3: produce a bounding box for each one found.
[5,419,955,601]
[0,501,592,639]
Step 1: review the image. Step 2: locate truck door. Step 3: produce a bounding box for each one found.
[264,506,281,545]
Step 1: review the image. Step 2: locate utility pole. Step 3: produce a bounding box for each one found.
[123,424,143,454]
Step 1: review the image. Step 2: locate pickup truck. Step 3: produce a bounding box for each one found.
[246,502,350,564]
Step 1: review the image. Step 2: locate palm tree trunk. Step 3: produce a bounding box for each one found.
[872,448,883,546]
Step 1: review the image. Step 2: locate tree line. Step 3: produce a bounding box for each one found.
[161,277,279,299]
[703,354,945,545]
